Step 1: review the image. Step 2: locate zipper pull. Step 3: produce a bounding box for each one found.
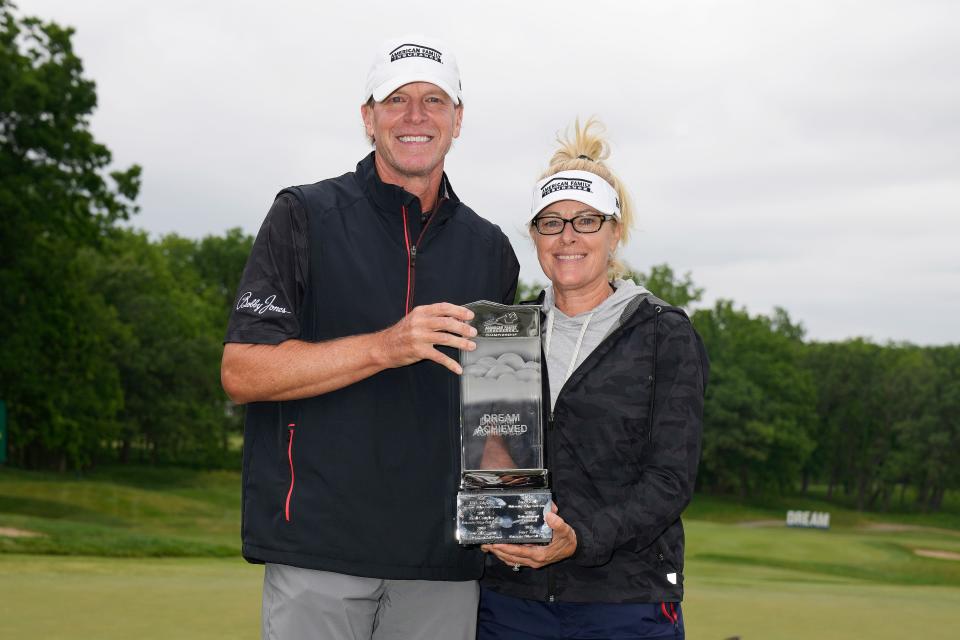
[410,244,417,267]
[548,410,554,430]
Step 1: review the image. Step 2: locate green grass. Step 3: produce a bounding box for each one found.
[0,554,262,640]
[2,466,959,638]
[684,567,960,639]
[1,554,956,640]
[0,466,238,555]
[687,521,960,587]
[687,487,960,530]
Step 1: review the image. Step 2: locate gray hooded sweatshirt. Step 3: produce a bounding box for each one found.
[542,278,650,410]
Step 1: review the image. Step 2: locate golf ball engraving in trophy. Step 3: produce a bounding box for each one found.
[455,301,553,545]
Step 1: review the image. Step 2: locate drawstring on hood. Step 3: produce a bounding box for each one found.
[542,278,649,409]
[544,308,595,394]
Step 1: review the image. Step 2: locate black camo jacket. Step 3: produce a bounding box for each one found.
[482,293,708,603]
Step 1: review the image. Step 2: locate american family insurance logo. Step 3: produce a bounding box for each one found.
[390,44,442,63]
[540,177,592,198]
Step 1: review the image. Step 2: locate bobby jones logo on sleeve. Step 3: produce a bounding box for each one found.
[540,177,593,198]
[236,292,291,316]
[389,43,443,63]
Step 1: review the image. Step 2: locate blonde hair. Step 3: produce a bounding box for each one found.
[535,117,634,279]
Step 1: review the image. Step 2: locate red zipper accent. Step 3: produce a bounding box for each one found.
[402,206,413,314]
[401,202,441,315]
[410,208,436,308]
[284,423,296,522]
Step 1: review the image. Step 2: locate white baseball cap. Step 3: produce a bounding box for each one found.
[531,170,622,221]
[364,35,462,105]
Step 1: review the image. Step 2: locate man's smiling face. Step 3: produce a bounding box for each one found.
[361,82,463,184]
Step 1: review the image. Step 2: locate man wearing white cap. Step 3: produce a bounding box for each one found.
[222,35,519,639]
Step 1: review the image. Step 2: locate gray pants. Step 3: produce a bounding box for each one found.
[262,563,479,640]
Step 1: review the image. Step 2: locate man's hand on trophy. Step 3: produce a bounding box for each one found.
[481,505,578,569]
[377,303,477,374]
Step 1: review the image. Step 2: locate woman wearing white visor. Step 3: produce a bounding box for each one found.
[478,119,708,640]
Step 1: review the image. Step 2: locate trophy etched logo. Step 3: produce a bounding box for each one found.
[456,301,553,545]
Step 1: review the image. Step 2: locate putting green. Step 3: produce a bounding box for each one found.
[684,561,960,639]
[3,469,958,637]
[3,552,958,639]
[0,555,262,639]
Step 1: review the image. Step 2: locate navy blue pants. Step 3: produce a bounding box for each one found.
[477,587,684,640]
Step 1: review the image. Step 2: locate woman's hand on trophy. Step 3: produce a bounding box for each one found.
[481,506,578,569]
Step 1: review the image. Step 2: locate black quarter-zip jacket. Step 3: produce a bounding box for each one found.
[482,293,708,602]
[239,153,519,580]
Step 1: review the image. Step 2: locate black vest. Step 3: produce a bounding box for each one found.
[241,154,517,580]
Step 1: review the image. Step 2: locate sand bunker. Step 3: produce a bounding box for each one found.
[863,523,917,532]
[914,549,960,561]
[0,526,44,538]
[863,523,960,537]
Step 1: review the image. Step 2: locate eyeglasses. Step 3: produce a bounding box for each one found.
[532,214,613,235]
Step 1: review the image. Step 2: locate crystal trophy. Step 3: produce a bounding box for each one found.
[455,301,553,545]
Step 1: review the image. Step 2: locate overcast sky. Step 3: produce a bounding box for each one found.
[18,0,960,344]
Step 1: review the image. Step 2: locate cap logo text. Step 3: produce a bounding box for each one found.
[390,43,442,64]
[540,177,593,198]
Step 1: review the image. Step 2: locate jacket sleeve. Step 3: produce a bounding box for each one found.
[569,314,706,567]
[224,193,308,345]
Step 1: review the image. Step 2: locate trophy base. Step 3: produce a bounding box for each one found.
[461,468,548,490]
[456,490,553,545]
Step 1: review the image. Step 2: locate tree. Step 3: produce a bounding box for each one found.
[804,339,883,500]
[919,346,960,510]
[0,0,140,259]
[803,341,959,511]
[514,278,547,304]
[160,227,253,317]
[694,301,816,496]
[1,1,140,469]
[89,230,237,465]
[627,264,704,309]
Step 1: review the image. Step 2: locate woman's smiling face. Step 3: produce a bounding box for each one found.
[532,200,621,295]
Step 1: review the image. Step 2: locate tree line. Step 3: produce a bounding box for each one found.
[595,266,959,513]
[1,2,245,469]
[693,295,959,512]
[2,3,956,510]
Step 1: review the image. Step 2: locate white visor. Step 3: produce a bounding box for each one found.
[531,170,621,221]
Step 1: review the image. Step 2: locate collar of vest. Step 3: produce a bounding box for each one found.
[355,151,461,219]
